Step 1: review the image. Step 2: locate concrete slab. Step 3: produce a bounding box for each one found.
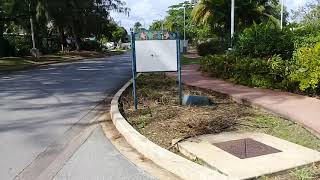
[177,132,320,179]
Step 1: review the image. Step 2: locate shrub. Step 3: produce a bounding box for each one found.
[200,54,291,89]
[196,38,228,56]
[293,30,320,50]
[81,40,102,51]
[0,37,15,57]
[234,22,294,59]
[5,35,32,56]
[290,42,320,91]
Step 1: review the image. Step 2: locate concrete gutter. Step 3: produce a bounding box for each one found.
[110,79,233,180]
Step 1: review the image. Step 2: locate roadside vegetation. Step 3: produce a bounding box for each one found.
[0,0,129,71]
[149,0,320,97]
[134,1,320,179]
[120,74,320,180]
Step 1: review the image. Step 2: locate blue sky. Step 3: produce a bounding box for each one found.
[111,0,310,31]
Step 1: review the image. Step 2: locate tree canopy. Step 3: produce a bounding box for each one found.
[192,0,285,37]
[0,0,129,53]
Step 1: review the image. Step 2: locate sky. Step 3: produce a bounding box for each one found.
[111,0,311,31]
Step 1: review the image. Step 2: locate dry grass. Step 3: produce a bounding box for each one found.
[120,73,320,179]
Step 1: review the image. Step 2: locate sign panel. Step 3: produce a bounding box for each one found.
[135,40,178,72]
[130,30,182,110]
[135,31,177,40]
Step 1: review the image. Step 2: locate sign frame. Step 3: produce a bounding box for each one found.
[131,30,182,110]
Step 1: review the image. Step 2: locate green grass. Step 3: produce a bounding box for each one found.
[239,112,320,151]
[181,55,201,65]
[291,168,316,180]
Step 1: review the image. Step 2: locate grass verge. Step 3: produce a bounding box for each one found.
[181,54,201,65]
[120,73,320,180]
[0,50,125,72]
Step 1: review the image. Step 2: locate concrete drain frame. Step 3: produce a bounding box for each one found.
[213,138,282,159]
[176,132,320,179]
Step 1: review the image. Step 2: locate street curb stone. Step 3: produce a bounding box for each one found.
[109,79,234,180]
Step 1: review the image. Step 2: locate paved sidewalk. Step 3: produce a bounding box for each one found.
[54,126,153,180]
[171,64,320,136]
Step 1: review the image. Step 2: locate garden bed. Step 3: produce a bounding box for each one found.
[120,73,320,179]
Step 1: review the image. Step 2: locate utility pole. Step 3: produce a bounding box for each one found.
[280,0,284,30]
[29,1,39,58]
[183,6,187,53]
[231,0,235,42]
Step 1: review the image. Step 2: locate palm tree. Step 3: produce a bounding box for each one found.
[192,0,281,37]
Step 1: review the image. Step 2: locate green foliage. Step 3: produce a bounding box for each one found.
[81,40,102,51]
[5,35,32,56]
[291,168,315,180]
[149,20,163,31]
[290,43,320,91]
[196,39,228,56]
[200,54,293,90]
[0,37,15,57]
[293,26,320,49]
[111,26,128,43]
[192,0,285,36]
[234,22,294,59]
[0,0,129,54]
[134,22,142,32]
[149,1,213,42]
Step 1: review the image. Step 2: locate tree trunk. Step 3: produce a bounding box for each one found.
[71,22,80,51]
[0,22,4,38]
[58,26,66,52]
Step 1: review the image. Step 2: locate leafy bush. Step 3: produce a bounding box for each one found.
[5,35,32,56]
[291,42,320,91]
[0,37,15,57]
[201,54,292,90]
[234,22,294,59]
[81,40,102,51]
[196,38,228,56]
[293,30,320,50]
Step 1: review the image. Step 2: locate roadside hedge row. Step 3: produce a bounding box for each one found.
[199,22,320,94]
[201,41,320,94]
[200,54,295,90]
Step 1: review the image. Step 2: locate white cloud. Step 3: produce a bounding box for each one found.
[111,0,312,31]
[286,0,309,10]
[110,0,184,31]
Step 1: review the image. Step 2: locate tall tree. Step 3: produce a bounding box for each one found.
[134,21,142,32]
[192,0,282,37]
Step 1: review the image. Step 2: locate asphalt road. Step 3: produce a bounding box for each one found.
[0,53,152,180]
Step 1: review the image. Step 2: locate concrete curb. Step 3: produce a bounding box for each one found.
[110,79,233,180]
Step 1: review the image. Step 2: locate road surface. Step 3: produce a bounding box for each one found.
[0,53,152,180]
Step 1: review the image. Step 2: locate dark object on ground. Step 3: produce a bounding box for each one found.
[182,95,210,106]
[213,138,281,159]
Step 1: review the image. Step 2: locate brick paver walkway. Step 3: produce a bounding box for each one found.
[169,64,320,136]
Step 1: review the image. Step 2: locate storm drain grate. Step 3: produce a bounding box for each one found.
[213,138,282,159]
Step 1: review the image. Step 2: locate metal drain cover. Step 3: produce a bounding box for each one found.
[213,138,281,159]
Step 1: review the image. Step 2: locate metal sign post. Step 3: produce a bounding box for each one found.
[131,30,182,110]
[131,32,138,110]
[177,34,183,105]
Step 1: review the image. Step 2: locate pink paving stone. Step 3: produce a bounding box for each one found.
[168,64,320,135]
